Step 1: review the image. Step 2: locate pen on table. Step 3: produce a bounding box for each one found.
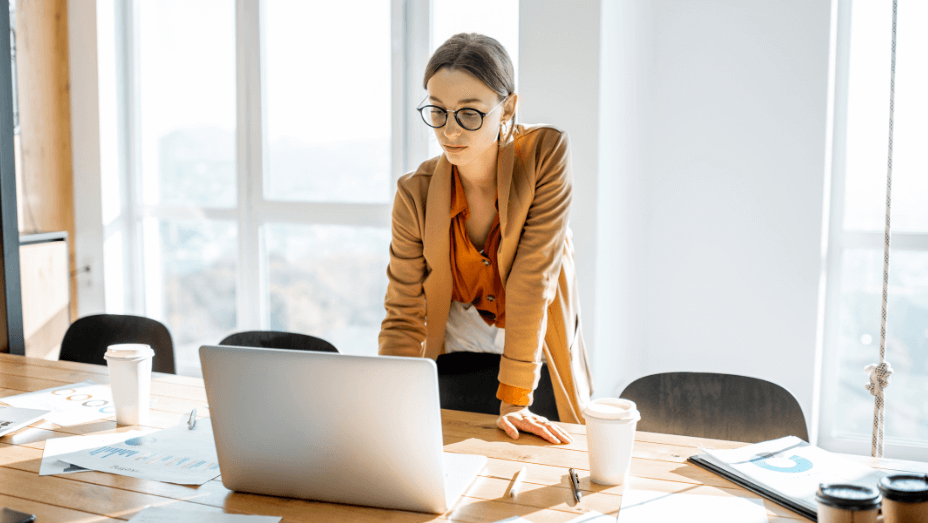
[187,408,197,430]
[568,467,582,503]
[509,466,527,497]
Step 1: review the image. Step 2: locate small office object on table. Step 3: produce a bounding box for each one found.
[1,352,924,522]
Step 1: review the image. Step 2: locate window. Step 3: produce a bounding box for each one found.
[820,0,928,459]
[101,1,520,376]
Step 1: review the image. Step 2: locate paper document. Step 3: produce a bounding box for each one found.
[0,407,50,436]
[56,421,221,485]
[41,430,157,475]
[127,507,281,522]
[495,511,614,523]
[0,381,115,426]
[617,489,767,522]
[699,436,886,513]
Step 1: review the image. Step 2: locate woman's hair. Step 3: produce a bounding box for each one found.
[424,33,517,139]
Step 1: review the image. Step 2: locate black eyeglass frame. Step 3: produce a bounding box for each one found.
[416,95,509,131]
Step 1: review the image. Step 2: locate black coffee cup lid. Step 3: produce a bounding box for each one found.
[816,483,881,511]
[878,474,928,503]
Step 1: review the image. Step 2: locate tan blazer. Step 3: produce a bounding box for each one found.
[379,124,593,423]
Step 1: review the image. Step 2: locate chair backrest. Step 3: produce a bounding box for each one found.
[436,352,560,422]
[218,331,339,353]
[619,372,808,443]
[59,314,176,374]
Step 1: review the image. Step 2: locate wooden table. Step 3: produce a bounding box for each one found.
[0,353,921,522]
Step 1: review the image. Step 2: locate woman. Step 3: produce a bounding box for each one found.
[379,33,593,444]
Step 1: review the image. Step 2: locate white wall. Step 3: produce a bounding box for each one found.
[520,0,834,432]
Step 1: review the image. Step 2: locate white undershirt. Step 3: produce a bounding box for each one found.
[444,300,547,363]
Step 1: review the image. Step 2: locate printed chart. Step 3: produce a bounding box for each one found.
[56,421,221,485]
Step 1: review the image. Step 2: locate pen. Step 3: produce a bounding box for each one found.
[568,467,582,503]
[509,466,527,497]
[188,408,197,430]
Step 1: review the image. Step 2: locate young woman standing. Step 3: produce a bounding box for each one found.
[379,33,592,444]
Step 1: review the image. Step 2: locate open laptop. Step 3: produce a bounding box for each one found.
[199,345,487,514]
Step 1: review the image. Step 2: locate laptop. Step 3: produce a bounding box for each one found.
[199,345,487,514]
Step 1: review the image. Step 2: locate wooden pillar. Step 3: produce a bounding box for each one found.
[15,0,77,322]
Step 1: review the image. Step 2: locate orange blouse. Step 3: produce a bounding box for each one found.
[448,167,532,406]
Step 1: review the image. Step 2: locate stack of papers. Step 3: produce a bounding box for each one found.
[691,436,886,518]
[0,407,50,437]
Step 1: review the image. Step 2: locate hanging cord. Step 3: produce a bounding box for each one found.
[865,0,898,459]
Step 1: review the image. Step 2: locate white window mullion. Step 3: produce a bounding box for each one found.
[401,0,431,177]
[236,0,263,332]
[116,0,148,317]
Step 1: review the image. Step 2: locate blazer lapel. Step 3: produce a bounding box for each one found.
[423,154,453,268]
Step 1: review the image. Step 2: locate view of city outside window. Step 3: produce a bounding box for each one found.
[836,0,927,446]
[264,1,391,204]
[429,0,519,159]
[137,0,237,372]
[262,1,392,356]
[265,225,390,356]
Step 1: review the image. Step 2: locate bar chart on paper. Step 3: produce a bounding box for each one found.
[56,422,221,485]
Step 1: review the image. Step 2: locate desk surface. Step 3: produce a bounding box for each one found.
[0,353,919,522]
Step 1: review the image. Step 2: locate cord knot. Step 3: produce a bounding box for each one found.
[865,361,894,396]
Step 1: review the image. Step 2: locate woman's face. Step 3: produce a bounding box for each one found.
[425,67,516,169]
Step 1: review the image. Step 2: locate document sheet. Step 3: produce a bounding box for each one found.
[41,430,157,475]
[616,489,768,522]
[699,436,886,513]
[127,507,281,522]
[0,381,115,426]
[56,422,221,485]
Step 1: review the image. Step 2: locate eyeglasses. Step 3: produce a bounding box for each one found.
[417,96,508,131]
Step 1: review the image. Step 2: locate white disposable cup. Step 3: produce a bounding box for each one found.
[104,343,155,426]
[583,398,641,486]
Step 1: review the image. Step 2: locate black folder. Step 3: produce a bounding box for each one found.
[688,454,817,521]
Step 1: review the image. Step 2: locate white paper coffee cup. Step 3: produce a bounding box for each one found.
[583,398,641,485]
[104,343,155,426]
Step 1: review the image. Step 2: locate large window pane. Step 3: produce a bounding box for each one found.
[145,219,238,375]
[265,224,390,355]
[835,250,928,445]
[138,0,236,208]
[264,0,391,203]
[844,0,928,232]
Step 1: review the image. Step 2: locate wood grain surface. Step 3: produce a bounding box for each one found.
[1,353,914,522]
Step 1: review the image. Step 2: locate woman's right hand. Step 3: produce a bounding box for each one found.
[497,401,573,444]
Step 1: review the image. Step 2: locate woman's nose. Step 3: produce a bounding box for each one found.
[443,115,462,138]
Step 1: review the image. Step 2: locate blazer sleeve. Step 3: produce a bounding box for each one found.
[498,130,573,402]
[378,181,428,357]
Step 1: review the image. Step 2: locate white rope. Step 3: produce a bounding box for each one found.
[866,0,898,459]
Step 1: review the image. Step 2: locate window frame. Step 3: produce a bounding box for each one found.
[817,0,928,460]
[103,0,432,372]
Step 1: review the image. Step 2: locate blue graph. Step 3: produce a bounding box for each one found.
[124,436,157,446]
[750,453,813,473]
[89,446,139,459]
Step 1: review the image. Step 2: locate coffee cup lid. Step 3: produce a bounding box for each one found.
[583,398,641,421]
[878,474,928,503]
[105,344,154,360]
[816,483,881,511]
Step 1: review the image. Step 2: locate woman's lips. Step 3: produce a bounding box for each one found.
[443,144,467,152]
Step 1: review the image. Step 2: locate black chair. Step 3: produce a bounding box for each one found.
[59,314,176,374]
[436,352,560,421]
[619,372,808,443]
[218,330,339,353]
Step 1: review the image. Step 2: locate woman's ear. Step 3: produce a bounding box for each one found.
[503,93,519,122]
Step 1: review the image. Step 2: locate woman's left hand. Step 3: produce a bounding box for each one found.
[497,401,573,444]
